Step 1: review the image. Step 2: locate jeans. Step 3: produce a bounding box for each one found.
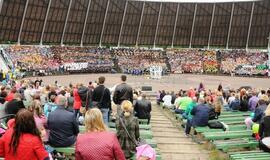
[175,109,185,114]
[100,108,110,126]
[74,109,80,119]
[185,119,193,134]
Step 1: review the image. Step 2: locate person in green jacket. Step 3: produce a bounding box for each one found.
[175,93,192,114]
[182,97,197,120]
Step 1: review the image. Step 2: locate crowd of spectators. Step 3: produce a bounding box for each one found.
[112,48,168,75]
[158,83,270,139]
[220,50,268,75]
[3,45,57,71]
[51,46,113,73]
[167,49,268,75]
[1,45,269,77]
[3,46,114,74]
[0,75,154,159]
[166,49,203,73]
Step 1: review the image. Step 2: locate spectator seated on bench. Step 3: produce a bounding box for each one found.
[162,92,173,109]
[0,109,49,160]
[182,97,197,120]
[48,95,79,147]
[245,95,269,130]
[259,104,270,152]
[185,98,209,136]
[76,108,125,160]
[228,94,241,111]
[175,93,192,114]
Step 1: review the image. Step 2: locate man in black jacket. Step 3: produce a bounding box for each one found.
[134,94,152,124]
[92,76,111,125]
[113,75,133,114]
[113,75,133,104]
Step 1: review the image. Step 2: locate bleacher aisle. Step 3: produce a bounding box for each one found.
[151,104,209,160]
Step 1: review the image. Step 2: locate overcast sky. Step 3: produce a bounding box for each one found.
[133,0,259,3]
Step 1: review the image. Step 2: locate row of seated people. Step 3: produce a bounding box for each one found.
[167,48,268,74]
[158,84,270,152]
[220,49,268,74]
[3,46,114,73]
[112,48,168,74]
[0,75,154,160]
[2,46,269,75]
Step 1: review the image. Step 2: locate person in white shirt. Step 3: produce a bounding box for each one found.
[162,93,173,109]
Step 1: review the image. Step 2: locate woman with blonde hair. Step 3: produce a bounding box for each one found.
[116,100,140,159]
[29,100,48,142]
[75,108,125,160]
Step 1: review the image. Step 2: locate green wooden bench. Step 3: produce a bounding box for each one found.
[139,119,149,124]
[221,111,251,116]
[218,117,246,122]
[203,130,252,140]
[219,112,250,118]
[214,138,258,152]
[209,120,245,125]
[229,151,270,160]
[54,146,75,155]
[109,122,151,130]
[79,127,153,139]
[195,124,246,133]
[54,146,160,156]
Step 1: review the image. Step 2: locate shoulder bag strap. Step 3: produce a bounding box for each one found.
[119,116,138,146]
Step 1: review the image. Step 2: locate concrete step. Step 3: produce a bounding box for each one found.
[150,105,209,160]
[155,137,194,144]
[162,153,209,160]
[150,121,172,125]
[151,128,180,133]
[151,123,176,128]
[161,149,209,154]
[153,132,186,138]
[158,144,203,150]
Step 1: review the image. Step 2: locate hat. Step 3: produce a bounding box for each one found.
[260,95,269,102]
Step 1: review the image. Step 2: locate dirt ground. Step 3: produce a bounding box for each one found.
[31,73,270,92]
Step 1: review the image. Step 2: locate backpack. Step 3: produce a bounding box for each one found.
[78,86,88,102]
[208,121,224,130]
[208,107,216,120]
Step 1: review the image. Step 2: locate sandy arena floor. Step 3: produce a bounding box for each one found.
[30,73,270,92]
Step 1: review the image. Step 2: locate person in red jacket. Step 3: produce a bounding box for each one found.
[0,109,49,160]
[73,84,82,118]
[76,108,125,160]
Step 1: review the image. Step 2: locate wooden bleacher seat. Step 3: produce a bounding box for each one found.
[214,138,258,152]
[229,150,270,160]
[203,130,253,140]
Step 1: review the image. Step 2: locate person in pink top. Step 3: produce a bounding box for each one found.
[29,100,48,142]
[73,84,82,118]
[75,108,125,160]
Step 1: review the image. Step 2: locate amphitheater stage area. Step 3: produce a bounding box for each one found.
[31,73,270,91]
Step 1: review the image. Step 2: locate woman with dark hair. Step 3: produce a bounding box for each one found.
[0,109,49,160]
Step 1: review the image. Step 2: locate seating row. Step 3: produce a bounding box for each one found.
[159,104,270,159]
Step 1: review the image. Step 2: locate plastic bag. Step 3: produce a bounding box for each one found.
[136,144,156,160]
